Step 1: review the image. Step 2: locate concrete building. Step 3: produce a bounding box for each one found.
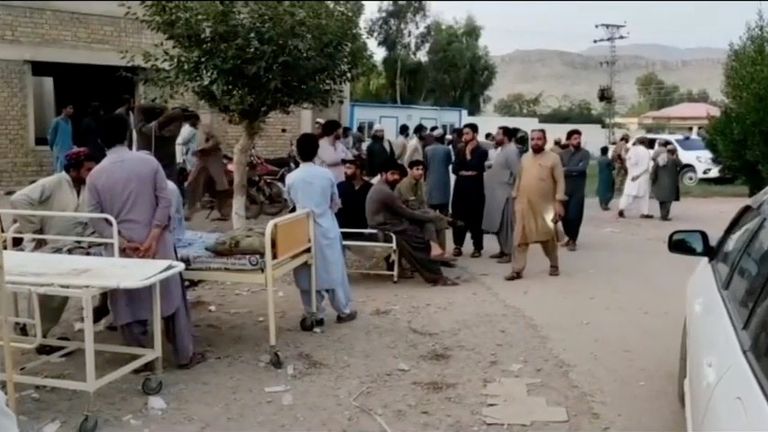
[349,102,464,141]
[0,1,346,190]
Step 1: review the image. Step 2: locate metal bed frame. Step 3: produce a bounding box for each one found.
[0,209,184,432]
[340,228,398,283]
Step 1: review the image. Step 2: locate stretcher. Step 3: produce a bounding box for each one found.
[0,209,184,432]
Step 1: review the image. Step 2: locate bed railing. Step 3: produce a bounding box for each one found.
[0,209,120,350]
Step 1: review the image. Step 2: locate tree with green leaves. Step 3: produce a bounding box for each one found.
[493,92,542,117]
[539,99,604,124]
[126,1,368,228]
[425,16,496,115]
[626,71,712,115]
[367,1,431,105]
[708,11,768,195]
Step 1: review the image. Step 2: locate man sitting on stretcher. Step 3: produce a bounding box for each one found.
[9,147,109,355]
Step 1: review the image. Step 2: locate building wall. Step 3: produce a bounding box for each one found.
[350,103,464,141]
[0,2,316,190]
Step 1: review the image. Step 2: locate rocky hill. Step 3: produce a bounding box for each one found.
[488,44,726,111]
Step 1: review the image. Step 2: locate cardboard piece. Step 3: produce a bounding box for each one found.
[481,377,569,426]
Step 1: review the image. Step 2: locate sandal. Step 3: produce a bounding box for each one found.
[470,250,482,258]
[179,352,207,370]
[452,247,463,257]
[504,272,523,281]
[549,266,560,277]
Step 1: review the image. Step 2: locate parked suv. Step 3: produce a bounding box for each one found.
[669,188,768,431]
[615,134,723,186]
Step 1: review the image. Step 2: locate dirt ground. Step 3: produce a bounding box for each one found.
[8,196,743,432]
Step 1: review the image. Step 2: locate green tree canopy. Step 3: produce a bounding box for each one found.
[708,10,768,195]
[625,71,712,115]
[538,99,604,125]
[493,92,542,117]
[127,1,368,228]
[425,16,496,115]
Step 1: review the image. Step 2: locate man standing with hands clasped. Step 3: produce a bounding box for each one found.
[87,114,205,370]
[505,129,566,281]
[558,129,590,251]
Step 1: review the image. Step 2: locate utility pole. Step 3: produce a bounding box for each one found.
[593,22,628,145]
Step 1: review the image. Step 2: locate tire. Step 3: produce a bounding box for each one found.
[261,181,288,216]
[680,167,699,187]
[678,321,687,408]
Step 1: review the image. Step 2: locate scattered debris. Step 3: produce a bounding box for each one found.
[397,362,411,372]
[122,414,133,422]
[264,385,291,393]
[229,309,249,315]
[278,291,285,297]
[297,352,326,369]
[130,419,143,426]
[481,377,568,426]
[412,381,458,394]
[508,364,524,373]
[281,393,294,406]
[147,396,168,415]
[408,323,438,337]
[29,392,40,401]
[312,328,323,334]
[286,364,295,377]
[371,306,399,316]
[420,347,451,362]
[208,305,217,312]
[41,420,62,432]
[351,386,392,432]
[20,389,35,396]
[257,317,265,322]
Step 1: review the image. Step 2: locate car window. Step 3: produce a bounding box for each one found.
[713,207,761,285]
[675,137,708,151]
[723,220,768,326]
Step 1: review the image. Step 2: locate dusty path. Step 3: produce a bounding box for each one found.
[10,196,742,431]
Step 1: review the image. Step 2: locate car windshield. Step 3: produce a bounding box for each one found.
[674,137,707,151]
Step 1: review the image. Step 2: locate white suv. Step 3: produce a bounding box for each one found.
[621,134,723,186]
[669,189,768,431]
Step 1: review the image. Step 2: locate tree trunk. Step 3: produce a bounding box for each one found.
[232,121,261,230]
[395,55,402,105]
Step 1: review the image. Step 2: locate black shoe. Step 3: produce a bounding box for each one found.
[618,210,625,218]
[93,305,111,324]
[640,214,655,219]
[336,310,358,324]
[35,337,72,357]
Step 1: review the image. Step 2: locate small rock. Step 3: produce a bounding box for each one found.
[278,291,285,297]
[259,354,271,363]
[264,385,291,393]
[397,362,411,372]
[29,392,40,401]
[582,320,590,325]
[122,414,133,422]
[281,393,294,406]
[208,305,217,312]
[41,420,62,432]
[312,328,323,334]
[147,396,167,415]
[130,419,143,426]
[508,363,523,373]
[257,317,265,322]
[638,381,645,386]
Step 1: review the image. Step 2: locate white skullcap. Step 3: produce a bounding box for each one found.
[373,124,384,131]
[315,118,325,125]
[431,128,444,138]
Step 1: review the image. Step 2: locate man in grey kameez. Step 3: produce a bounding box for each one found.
[482,127,521,264]
[559,129,591,251]
[87,114,204,369]
[424,129,453,216]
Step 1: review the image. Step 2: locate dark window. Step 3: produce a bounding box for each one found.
[723,220,768,326]
[675,137,708,151]
[712,207,761,286]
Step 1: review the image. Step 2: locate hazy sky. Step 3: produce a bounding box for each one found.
[362,1,763,55]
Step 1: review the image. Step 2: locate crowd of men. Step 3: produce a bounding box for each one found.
[7,107,685,357]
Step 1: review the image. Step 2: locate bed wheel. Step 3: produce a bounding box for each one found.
[269,351,283,369]
[79,415,98,432]
[299,316,315,332]
[141,375,163,395]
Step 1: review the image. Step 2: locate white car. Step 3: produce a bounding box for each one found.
[669,189,768,431]
[615,134,723,186]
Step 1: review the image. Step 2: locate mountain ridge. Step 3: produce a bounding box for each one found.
[487,43,726,111]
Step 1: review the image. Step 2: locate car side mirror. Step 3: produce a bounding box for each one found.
[668,230,712,258]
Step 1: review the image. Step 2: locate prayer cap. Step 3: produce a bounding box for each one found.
[64,147,91,164]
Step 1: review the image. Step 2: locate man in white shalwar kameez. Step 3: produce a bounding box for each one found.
[618,139,654,219]
[287,133,357,329]
[9,148,106,355]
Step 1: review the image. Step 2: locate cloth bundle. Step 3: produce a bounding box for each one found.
[205,224,269,256]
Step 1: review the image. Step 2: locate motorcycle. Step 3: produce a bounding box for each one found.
[206,148,294,219]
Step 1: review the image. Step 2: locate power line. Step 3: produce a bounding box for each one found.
[593,22,629,144]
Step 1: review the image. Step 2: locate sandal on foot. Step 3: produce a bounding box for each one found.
[549,266,560,277]
[504,272,523,281]
[452,248,463,257]
[336,310,358,324]
[470,250,482,258]
[179,352,207,370]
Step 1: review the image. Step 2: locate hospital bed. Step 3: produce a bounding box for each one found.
[339,229,398,283]
[0,209,183,432]
[176,209,317,368]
